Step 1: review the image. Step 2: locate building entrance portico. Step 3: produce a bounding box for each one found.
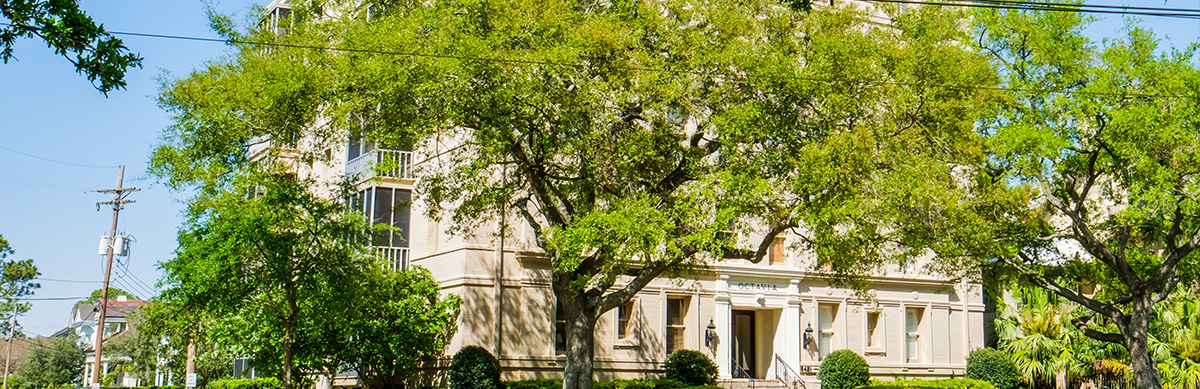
[716,275,802,380]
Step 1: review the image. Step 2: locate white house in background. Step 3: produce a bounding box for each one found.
[60,296,150,387]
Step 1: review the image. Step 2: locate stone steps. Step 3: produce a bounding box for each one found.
[717,379,797,389]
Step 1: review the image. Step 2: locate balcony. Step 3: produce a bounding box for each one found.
[346,149,415,180]
[377,247,410,271]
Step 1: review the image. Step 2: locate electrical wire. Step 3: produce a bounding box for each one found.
[862,0,1200,18]
[1,19,1191,99]
[0,144,118,169]
[35,278,103,284]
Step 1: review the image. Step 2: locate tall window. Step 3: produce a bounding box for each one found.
[866,311,882,349]
[769,236,787,265]
[352,187,411,247]
[617,302,634,340]
[906,307,924,362]
[555,303,567,355]
[666,298,687,353]
[818,303,837,359]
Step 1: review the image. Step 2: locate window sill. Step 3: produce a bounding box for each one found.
[864,348,886,355]
[614,339,638,349]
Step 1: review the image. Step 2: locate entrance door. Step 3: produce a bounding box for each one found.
[732,310,755,378]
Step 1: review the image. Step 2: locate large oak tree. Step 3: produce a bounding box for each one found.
[153,1,997,388]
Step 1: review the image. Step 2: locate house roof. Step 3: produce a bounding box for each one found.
[70,299,148,324]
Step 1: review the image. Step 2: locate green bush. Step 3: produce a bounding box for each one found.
[450,346,501,389]
[646,380,688,389]
[856,378,997,389]
[664,350,718,386]
[505,379,562,389]
[965,348,1021,389]
[817,350,870,389]
[504,379,688,389]
[205,378,281,389]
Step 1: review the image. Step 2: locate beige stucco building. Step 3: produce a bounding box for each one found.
[253,1,987,386]
[265,137,985,388]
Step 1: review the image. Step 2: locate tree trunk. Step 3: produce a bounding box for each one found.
[283,322,295,389]
[562,307,597,389]
[1123,297,1161,389]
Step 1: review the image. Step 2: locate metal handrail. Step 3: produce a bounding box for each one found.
[731,358,755,389]
[773,354,806,389]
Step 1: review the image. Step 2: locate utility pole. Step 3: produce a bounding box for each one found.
[3,304,15,389]
[91,165,138,388]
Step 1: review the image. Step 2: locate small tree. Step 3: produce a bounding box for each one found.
[17,335,84,388]
[158,172,374,389]
[339,268,461,389]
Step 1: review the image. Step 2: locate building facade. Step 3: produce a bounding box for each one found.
[252,1,987,386]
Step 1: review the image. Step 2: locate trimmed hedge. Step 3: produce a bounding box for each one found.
[664,350,718,386]
[505,379,562,389]
[206,378,281,389]
[817,350,870,389]
[503,379,699,389]
[965,348,1021,389]
[450,346,502,389]
[856,378,997,389]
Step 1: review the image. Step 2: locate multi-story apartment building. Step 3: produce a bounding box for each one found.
[255,1,986,387]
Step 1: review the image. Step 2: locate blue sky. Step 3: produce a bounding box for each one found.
[0,0,1197,336]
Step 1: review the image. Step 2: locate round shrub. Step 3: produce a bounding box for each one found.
[664,349,718,386]
[966,348,1021,389]
[817,349,869,389]
[450,345,501,389]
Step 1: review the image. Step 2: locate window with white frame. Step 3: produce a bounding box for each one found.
[818,303,837,359]
[617,301,634,340]
[906,307,924,362]
[666,297,687,353]
[866,311,883,350]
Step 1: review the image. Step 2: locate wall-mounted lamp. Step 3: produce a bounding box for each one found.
[802,323,814,350]
[705,319,717,347]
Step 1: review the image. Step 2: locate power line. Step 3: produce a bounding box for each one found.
[35,278,103,284]
[105,29,1189,99]
[0,144,118,169]
[863,0,1200,19]
[18,296,88,301]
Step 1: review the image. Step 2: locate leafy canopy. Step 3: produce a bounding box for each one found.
[0,0,142,93]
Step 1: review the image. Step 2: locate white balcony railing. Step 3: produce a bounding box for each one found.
[377,247,410,271]
[346,149,414,180]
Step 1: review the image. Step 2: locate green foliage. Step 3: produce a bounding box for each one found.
[1151,297,1200,389]
[965,349,1021,389]
[857,378,997,389]
[0,234,41,336]
[339,267,461,389]
[206,378,282,389]
[504,379,562,389]
[664,350,717,386]
[156,172,375,388]
[76,287,138,307]
[124,302,234,389]
[818,350,870,389]
[157,1,996,388]
[506,379,689,389]
[17,335,85,389]
[0,0,142,93]
[449,346,500,389]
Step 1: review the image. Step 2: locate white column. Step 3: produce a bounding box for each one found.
[782,280,802,371]
[716,275,732,379]
[960,283,972,363]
